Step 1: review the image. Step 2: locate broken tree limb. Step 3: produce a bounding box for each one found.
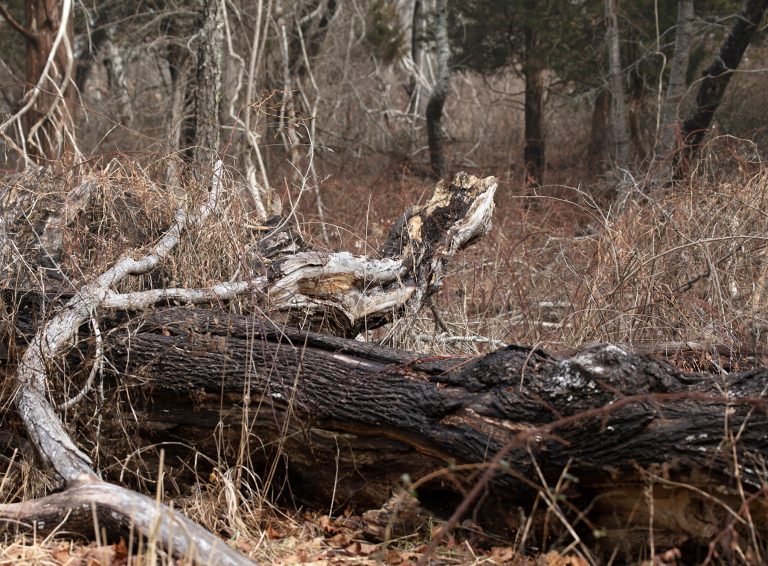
[0,483,249,566]
[29,305,760,552]
[262,172,497,335]
[1,162,257,565]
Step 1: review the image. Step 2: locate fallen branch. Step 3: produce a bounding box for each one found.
[1,162,255,565]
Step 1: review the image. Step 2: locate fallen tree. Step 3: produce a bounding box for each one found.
[0,169,499,564]
[2,165,767,561]
[3,302,768,556]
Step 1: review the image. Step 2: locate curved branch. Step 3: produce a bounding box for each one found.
[0,3,37,44]
[0,481,255,566]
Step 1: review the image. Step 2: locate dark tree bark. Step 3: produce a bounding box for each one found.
[4,304,768,553]
[192,0,224,167]
[605,0,630,169]
[679,0,768,160]
[587,88,611,174]
[0,169,497,564]
[523,8,545,187]
[426,0,450,178]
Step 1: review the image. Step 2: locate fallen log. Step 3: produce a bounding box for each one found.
[27,305,765,554]
[0,169,498,563]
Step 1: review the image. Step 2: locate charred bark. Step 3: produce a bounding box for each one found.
[5,305,768,552]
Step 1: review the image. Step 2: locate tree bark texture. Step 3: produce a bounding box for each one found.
[192,0,224,168]
[680,0,768,158]
[4,306,768,553]
[605,0,630,169]
[23,0,75,163]
[426,0,450,178]
[587,88,611,174]
[523,13,545,187]
[405,0,424,114]
[656,0,694,156]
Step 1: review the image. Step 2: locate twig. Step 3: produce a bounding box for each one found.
[57,313,103,411]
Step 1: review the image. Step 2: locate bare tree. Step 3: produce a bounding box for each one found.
[605,0,630,170]
[679,0,768,161]
[656,0,694,157]
[193,0,224,168]
[405,0,425,114]
[523,0,545,186]
[426,0,450,178]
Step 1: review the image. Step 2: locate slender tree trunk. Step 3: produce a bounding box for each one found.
[587,88,611,174]
[23,0,75,164]
[523,11,545,187]
[679,0,768,161]
[627,48,650,160]
[192,0,224,168]
[656,0,694,157]
[103,31,133,126]
[426,0,450,178]
[605,0,630,169]
[406,0,424,114]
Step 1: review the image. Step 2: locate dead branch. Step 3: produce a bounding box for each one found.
[1,162,255,565]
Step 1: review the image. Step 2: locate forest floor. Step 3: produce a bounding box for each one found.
[2,142,768,564]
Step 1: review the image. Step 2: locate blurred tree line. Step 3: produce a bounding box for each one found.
[0,0,766,196]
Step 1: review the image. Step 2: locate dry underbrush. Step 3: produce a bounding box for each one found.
[1,146,768,563]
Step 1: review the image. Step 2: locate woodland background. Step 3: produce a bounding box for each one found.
[2,0,768,565]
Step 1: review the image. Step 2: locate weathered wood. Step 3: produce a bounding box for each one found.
[0,482,252,566]
[51,306,765,551]
[0,169,497,563]
[0,164,257,565]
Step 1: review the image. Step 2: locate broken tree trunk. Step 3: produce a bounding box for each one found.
[4,304,767,554]
[0,169,497,563]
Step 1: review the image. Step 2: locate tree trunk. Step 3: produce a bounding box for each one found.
[23,0,75,164]
[0,167,498,564]
[587,88,611,174]
[656,0,694,157]
[679,0,768,163]
[523,12,545,187]
[605,0,630,169]
[406,0,424,114]
[4,305,768,555]
[426,0,450,178]
[192,0,224,168]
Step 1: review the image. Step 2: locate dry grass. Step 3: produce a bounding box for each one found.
[2,140,768,563]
